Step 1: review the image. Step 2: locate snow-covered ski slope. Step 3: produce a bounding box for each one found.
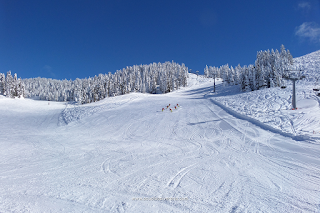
[1,74,320,212]
[212,50,320,138]
[212,81,320,138]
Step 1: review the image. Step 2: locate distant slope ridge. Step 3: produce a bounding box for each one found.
[294,49,320,81]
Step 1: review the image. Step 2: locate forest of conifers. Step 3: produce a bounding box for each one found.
[0,45,293,104]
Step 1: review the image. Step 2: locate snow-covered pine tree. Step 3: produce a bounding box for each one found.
[240,65,247,91]
[222,64,230,86]
[150,71,157,94]
[204,65,209,78]
[244,75,252,92]
[73,78,82,103]
[5,71,14,98]
[259,66,267,89]
[20,78,25,98]
[229,66,235,86]
[233,64,240,85]
[0,73,5,95]
[15,77,25,98]
[248,65,257,91]
[14,78,19,98]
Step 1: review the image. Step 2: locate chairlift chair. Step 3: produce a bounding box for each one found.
[280,79,287,89]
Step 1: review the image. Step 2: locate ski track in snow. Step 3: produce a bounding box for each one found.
[0,74,320,212]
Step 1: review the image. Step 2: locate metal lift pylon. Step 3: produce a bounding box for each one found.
[283,69,305,110]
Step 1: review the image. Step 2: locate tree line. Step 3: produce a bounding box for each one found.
[0,45,295,103]
[0,71,25,98]
[204,45,294,91]
[0,61,188,104]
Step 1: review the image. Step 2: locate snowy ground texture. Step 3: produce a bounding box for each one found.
[1,58,320,212]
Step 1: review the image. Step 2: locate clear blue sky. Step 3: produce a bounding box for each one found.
[1,0,320,80]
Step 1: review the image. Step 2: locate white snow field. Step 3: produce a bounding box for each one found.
[1,73,320,213]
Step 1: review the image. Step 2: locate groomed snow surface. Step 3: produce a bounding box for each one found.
[1,73,320,212]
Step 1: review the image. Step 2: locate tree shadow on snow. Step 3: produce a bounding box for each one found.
[183,83,242,100]
[180,85,213,96]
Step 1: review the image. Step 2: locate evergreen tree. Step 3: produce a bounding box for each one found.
[259,68,267,89]
[0,73,5,95]
[5,71,14,98]
[244,75,252,92]
[15,78,25,98]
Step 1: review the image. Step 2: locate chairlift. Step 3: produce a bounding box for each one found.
[280,79,287,89]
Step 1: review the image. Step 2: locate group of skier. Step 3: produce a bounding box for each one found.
[162,103,179,112]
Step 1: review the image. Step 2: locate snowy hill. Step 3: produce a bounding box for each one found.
[1,72,320,212]
[294,50,320,82]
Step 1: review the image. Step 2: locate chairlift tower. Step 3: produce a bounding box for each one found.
[283,69,305,110]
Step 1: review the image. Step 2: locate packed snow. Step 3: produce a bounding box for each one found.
[1,70,320,211]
